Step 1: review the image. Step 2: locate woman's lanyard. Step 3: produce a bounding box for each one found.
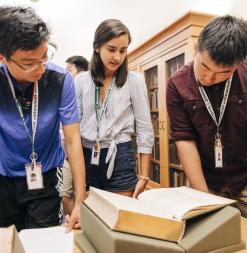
[95,77,115,142]
[198,75,233,167]
[4,67,39,164]
[91,77,115,166]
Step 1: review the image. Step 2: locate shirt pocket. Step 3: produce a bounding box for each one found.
[183,100,210,129]
[227,94,247,125]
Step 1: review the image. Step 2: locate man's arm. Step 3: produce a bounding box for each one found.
[176,140,208,192]
[62,122,87,231]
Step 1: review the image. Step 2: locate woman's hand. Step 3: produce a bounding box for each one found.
[132,176,149,198]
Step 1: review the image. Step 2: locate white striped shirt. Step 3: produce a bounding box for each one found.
[75,71,154,154]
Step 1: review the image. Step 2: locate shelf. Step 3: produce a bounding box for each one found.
[170,163,183,171]
[147,180,160,189]
[149,85,158,91]
[150,109,159,113]
[151,159,160,165]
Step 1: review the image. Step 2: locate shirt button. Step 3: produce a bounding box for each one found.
[192,105,197,110]
[238,99,243,104]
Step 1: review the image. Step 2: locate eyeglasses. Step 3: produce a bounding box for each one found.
[9,44,56,72]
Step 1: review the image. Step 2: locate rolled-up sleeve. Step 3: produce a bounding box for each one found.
[166,78,196,141]
[130,73,154,154]
[59,73,79,125]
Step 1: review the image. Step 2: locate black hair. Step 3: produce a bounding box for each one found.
[90,19,131,87]
[197,15,247,66]
[66,55,89,72]
[0,6,50,58]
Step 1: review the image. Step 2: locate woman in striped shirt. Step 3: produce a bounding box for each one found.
[63,19,154,214]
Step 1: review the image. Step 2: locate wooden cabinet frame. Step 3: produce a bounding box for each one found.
[128,11,215,187]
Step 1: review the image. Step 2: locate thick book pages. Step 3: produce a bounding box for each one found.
[138,186,236,219]
[84,187,236,243]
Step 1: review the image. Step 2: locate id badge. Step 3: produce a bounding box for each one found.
[91,142,101,166]
[215,145,223,168]
[25,162,44,190]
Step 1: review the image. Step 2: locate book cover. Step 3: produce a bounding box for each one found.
[0,225,25,253]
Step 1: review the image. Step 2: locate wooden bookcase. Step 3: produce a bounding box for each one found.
[128,11,215,188]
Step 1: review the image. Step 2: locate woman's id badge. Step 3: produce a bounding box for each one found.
[25,161,44,190]
[91,141,101,165]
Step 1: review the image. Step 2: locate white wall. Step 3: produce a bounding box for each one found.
[0,0,247,67]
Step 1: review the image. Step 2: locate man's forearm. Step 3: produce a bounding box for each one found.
[66,140,87,202]
[176,140,208,192]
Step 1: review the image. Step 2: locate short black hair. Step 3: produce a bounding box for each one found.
[197,15,247,66]
[0,6,50,58]
[66,55,89,72]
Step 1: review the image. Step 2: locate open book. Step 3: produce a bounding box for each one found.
[84,186,236,242]
[0,225,25,253]
[19,226,73,253]
[0,226,73,253]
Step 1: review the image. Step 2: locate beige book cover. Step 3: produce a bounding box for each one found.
[84,186,236,242]
[18,226,73,253]
[0,225,25,253]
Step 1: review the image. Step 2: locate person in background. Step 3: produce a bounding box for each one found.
[65,55,89,79]
[62,55,89,215]
[167,15,247,217]
[76,19,154,198]
[0,6,86,232]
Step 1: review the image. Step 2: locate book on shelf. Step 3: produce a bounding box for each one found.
[151,89,158,110]
[152,139,159,160]
[170,169,189,187]
[151,114,159,135]
[169,141,180,165]
[151,164,160,183]
[155,139,160,160]
[84,186,236,243]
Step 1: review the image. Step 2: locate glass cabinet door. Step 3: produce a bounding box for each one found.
[166,53,189,187]
[144,66,160,184]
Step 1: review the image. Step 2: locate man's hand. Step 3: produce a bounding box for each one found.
[64,202,81,232]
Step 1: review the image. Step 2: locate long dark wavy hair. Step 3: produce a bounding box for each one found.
[90,19,131,87]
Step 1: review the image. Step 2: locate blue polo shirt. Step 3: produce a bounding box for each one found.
[0,63,79,177]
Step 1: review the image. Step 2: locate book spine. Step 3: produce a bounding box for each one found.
[177,220,186,242]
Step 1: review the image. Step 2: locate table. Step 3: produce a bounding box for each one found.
[73,218,247,253]
[236,217,247,253]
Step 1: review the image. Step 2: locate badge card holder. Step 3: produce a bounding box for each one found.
[91,141,101,166]
[25,154,44,190]
[215,134,223,168]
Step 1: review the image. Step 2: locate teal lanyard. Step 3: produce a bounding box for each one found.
[95,77,115,140]
[4,66,39,161]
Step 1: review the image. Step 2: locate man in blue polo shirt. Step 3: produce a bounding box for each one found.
[0,6,87,231]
